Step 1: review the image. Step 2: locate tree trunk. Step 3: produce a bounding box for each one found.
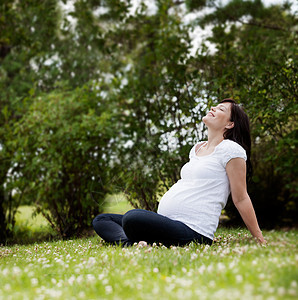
[0,186,8,245]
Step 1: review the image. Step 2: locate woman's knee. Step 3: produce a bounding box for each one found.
[122,209,144,229]
[92,214,109,228]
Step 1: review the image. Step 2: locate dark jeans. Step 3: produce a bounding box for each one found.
[92,209,213,247]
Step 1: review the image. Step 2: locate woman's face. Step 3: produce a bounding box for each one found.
[202,102,234,132]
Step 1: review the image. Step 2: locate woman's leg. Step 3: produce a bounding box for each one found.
[92,214,133,246]
[122,209,212,246]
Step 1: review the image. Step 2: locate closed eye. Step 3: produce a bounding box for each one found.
[217,105,226,111]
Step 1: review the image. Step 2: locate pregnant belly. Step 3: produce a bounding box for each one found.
[157,179,228,216]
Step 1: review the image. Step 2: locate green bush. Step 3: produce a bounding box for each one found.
[11,86,115,237]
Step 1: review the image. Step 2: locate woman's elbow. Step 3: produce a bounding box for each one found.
[232,192,250,205]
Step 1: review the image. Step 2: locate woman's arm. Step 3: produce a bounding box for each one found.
[226,158,266,244]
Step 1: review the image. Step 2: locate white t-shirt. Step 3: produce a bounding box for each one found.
[157,139,247,240]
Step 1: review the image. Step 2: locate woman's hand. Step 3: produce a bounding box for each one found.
[256,236,267,245]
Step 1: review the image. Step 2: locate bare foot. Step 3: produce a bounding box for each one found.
[137,241,148,248]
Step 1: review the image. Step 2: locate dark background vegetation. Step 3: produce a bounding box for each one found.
[0,0,297,244]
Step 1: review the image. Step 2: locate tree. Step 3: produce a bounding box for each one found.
[107,0,208,210]
[11,85,116,237]
[2,0,297,243]
[190,0,297,226]
[0,0,131,241]
[0,0,61,243]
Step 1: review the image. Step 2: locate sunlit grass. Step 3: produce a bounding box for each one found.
[103,193,134,214]
[11,194,133,244]
[1,228,297,299]
[15,206,50,229]
[7,197,297,299]
[12,206,54,244]
[15,194,133,229]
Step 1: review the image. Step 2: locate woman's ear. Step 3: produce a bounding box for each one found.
[225,122,234,129]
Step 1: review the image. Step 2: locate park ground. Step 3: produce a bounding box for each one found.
[0,198,297,300]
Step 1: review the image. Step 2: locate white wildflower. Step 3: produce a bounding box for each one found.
[105,285,113,294]
[178,278,192,287]
[136,283,142,290]
[209,280,216,288]
[277,287,286,296]
[76,275,84,284]
[31,278,39,286]
[222,248,230,255]
[86,274,95,282]
[229,261,236,269]
[68,275,76,285]
[4,284,11,291]
[289,288,297,296]
[198,265,206,274]
[42,264,51,269]
[87,257,96,267]
[259,273,265,280]
[217,262,225,272]
[57,280,63,288]
[28,271,35,277]
[46,289,62,298]
[262,281,270,289]
[12,266,21,275]
[207,265,213,273]
[2,268,9,276]
[203,245,210,252]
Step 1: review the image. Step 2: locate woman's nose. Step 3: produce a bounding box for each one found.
[211,106,216,111]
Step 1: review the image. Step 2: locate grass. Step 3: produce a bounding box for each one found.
[12,206,55,245]
[0,228,297,299]
[15,206,49,229]
[2,198,297,299]
[103,193,134,214]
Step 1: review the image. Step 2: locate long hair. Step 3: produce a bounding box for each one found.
[220,98,253,180]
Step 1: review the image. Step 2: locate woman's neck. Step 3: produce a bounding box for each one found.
[206,130,224,149]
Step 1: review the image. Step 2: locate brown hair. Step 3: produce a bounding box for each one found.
[220,98,252,180]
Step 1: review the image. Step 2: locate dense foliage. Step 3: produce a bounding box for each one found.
[11,87,116,237]
[0,0,297,243]
[191,0,298,227]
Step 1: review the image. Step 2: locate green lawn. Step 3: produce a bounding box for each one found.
[0,228,297,299]
[103,193,134,214]
[3,198,297,299]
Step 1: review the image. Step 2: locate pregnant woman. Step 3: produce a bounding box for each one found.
[92,99,266,246]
